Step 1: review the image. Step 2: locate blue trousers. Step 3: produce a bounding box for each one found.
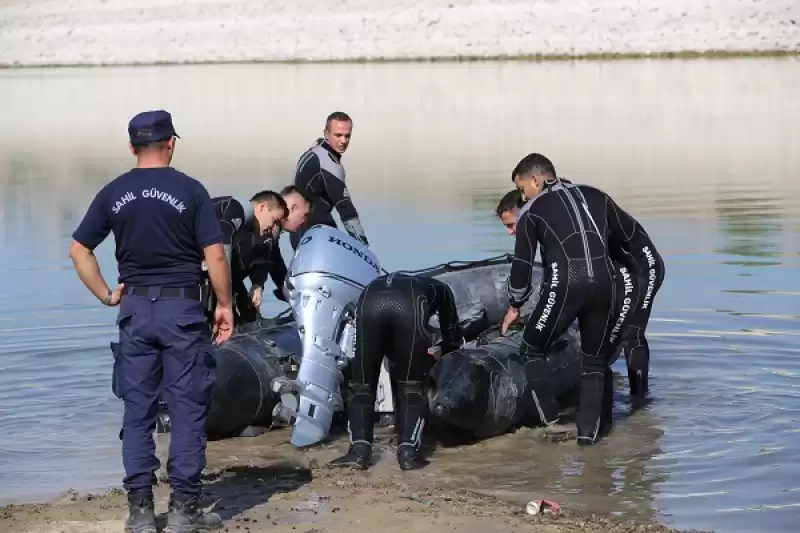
[110,288,216,495]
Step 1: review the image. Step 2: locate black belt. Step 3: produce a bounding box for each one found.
[124,286,202,301]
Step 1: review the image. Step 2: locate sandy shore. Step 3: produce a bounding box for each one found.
[1,0,799,67]
[0,425,713,533]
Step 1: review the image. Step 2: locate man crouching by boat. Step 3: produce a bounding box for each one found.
[329,272,465,471]
[201,190,304,330]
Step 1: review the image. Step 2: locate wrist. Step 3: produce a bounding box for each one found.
[100,288,112,306]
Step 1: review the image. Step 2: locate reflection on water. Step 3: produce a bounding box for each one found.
[715,193,784,264]
[1,57,799,533]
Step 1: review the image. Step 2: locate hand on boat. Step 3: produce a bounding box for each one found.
[212,304,234,344]
[250,285,263,307]
[501,307,520,335]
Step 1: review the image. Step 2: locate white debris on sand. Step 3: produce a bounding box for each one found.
[0,0,799,67]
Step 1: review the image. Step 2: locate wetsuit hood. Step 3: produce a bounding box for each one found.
[516,177,570,220]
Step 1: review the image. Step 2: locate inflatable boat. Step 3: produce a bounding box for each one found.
[155,225,581,443]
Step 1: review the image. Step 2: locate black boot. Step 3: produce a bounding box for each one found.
[521,353,562,426]
[329,441,373,470]
[600,367,614,436]
[626,335,650,405]
[329,382,375,470]
[395,381,429,471]
[163,492,222,533]
[124,490,156,533]
[576,351,607,447]
[629,366,649,406]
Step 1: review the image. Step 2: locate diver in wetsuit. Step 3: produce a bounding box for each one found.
[291,111,369,249]
[501,153,623,446]
[495,188,666,404]
[329,273,464,471]
[602,194,666,403]
[202,192,288,327]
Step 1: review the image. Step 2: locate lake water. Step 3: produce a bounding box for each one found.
[1,57,799,533]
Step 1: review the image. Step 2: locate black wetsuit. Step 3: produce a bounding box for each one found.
[332,273,463,470]
[509,178,620,444]
[203,196,287,326]
[605,202,666,399]
[291,138,368,248]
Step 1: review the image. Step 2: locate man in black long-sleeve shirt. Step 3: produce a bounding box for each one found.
[291,111,369,248]
[205,191,288,327]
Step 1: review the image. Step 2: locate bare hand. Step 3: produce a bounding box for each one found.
[250,285,263,308]
[104,283,125,306]
[212,304,234,344]
[501,307,520,335]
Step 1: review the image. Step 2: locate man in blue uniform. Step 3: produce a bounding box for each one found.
[69,110,233,533]
[291,111,369,248]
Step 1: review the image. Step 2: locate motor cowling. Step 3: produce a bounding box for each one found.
[271,225,382,447]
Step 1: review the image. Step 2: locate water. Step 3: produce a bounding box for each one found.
[1,57,799,533]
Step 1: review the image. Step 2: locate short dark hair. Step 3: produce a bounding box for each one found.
[132,139,171,155]
[325,111,352,130]
[250,190,288,213]
[280,184,312,207]
[495,189,524,217]
[511,153,556,181]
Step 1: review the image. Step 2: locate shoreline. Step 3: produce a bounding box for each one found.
[1,49,798,71]
[0,428,714,533]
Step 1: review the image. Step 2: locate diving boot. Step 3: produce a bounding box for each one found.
[521,353,562,426]
[600,367,614,437]
[329,381,376,470]
[163,492,222,533]
[329,442,372,470]
[576,352,607,447]
[397,444,429,470]
[629,366,649,407]
[395,380,430,471]
[124,490,157,533]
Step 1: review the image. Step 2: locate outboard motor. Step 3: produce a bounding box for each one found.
[271,225,382,447]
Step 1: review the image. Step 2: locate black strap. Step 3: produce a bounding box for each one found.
[124,286,202,301]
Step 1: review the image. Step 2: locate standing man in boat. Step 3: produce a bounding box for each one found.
[495,183,665,406]
[329,272,465,471]
[69,110,232,533]
[291,111,369,249]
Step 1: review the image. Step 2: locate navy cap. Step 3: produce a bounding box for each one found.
[128,110,180,146]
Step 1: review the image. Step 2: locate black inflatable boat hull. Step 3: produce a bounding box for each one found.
[427,324,580,439]
[160,255,580,440]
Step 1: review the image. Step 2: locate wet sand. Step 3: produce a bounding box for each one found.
[1,426,712,533]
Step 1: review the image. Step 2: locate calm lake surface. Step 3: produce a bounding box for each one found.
[1,58,799,533]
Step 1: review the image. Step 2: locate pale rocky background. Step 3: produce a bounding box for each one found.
[1,0,799,67]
